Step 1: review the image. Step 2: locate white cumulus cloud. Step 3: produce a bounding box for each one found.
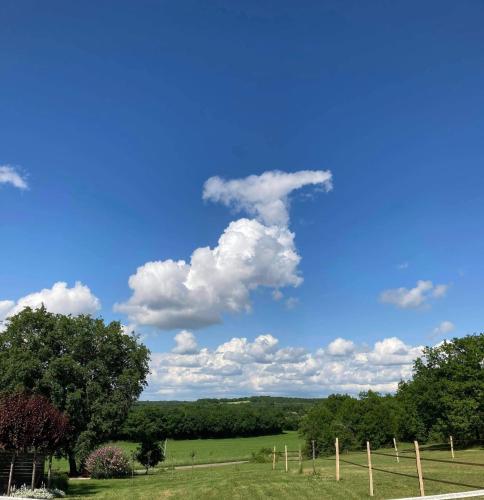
[379,280,449,309]
[172,330,199,354]
[0,281,101,324]
[203,170,332,227]
[117,170,332,330]
[115,219,302,329]
[0,165,28,190]
[145,333,424,399]
[432,320,455,337]
[327,337,355,356]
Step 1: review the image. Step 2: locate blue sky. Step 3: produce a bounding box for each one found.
[1,1,483,399]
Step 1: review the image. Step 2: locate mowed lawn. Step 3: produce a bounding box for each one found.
[66,446,484,499]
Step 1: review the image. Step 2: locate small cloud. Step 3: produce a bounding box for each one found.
[431,320,455,338]
[327,338,355,356]
[172,330,199,355]
[203,169,332,226]
[285,297,299,310]
[0,165,28,190]
[0,281,100,323]
[432,284,449,299]
[397,262,409,270]
[379,280,449,309]
[272,289,283,301]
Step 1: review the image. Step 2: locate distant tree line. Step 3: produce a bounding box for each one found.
[119,402,286,440]
[301,334,483,455]
[118,395,320,441]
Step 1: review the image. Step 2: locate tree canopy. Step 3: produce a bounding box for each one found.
[301,334,484,455]
[0,307,150,475]
[397,334,484,443]
[120,401,285,441]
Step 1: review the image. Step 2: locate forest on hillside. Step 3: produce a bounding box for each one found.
[119,396,316,440]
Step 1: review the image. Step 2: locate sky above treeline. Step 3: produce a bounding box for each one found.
[1,1,483,399]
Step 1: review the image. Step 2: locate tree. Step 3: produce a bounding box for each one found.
[0,393,69,493]
[300,392,400,455]
[135,439,164,474]
[397,334,484,443]
[0,306,150,475]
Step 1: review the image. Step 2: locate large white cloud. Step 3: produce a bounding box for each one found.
[115,218,302,329]
[379,280,448,309]
[145,333,424,399]
[203,170,332,226]
[0,281,101,324]
[117,170,333,330]
[0,165,28,190]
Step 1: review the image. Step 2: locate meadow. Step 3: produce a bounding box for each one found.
[53,431,303,471]
[64,443,484,499]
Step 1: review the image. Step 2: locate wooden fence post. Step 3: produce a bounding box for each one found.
[47,454,53,488]
[367,441,374,497]
[7,452,16,496]
[450,435,455,459]
[393,437,399,463]
[272,446,276,470]
[335,437,340,481]
[285,445,288,473]
[31,451,37,489]
[312,440,316,474]
[414,440,425,497]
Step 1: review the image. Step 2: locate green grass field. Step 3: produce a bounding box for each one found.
[53,432,303,471]
[64,444,484,499]
[163,431,303,466]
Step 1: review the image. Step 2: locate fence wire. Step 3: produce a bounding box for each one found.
[332,443,484,492]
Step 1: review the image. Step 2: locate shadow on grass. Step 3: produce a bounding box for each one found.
[68,480,121,497]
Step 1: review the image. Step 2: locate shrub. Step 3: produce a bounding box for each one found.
[250,447,272,463]
[135,439,164,473]
[85,446,131,479]
[9,484,65,498]
[50,471,69,492]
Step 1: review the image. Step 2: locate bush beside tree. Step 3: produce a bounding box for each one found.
[85,446,131,479]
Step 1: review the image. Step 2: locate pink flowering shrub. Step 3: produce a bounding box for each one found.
[85,446,131,479]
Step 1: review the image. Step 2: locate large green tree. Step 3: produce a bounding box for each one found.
[397,334,484,443]
[0,306,150,475]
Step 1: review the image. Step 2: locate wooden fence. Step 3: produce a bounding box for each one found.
[0,451,45,493]
[332,437,484,498]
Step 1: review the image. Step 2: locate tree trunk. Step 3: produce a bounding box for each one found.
[47,455,53,488]
[31,450,37,489]
[7,452,16,496]
[68,451,78,477]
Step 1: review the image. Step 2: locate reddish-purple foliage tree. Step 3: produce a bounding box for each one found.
[0,393,70,492]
